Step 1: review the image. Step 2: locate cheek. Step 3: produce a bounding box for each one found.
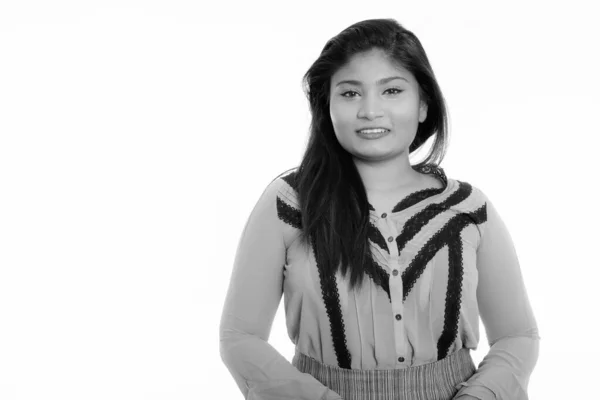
[330,97,358,115]
[390,102,418,120]
[390,112,420,132]
[329,102,349,126]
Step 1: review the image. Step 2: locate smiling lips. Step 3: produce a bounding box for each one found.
[356,128,390,133]
[357,129,390,139]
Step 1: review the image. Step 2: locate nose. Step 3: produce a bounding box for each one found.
[357,95,384,119]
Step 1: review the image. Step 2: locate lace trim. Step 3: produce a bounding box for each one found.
[391,187,446,213]
[280,171,299,191]
[367,221,389,254]
[363,253,391,303]
[276,175,352,368]
[400,184,482,302]
[367,163,448,213]
[396,200,487,360]
[276,196,302,230]
[311,234,352,369]
[395,181,474,254]
[419,163,448,187]
[437,233,465,360]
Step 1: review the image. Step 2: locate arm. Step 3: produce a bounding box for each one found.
[219,178,343,400]
[454,191,541,400]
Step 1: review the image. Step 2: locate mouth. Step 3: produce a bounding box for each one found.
[355,128,390,133]
[356,129,390,139]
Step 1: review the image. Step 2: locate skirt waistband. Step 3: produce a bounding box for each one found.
[292,348,476,400]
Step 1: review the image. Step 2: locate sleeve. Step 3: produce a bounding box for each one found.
[453,190,541,400]
[219,177,344,400]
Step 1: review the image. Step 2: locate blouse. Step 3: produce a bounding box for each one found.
[219,164,541,400]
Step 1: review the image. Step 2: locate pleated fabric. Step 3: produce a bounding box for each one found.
[292,347,476,400]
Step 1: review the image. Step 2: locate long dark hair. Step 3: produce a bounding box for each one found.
[286,18,449,293]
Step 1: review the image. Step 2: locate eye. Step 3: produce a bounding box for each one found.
[340,88,403,98]
[341,90,359,98]
[385,88,403,95]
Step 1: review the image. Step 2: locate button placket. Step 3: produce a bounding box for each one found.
[390,249,406,364]
[374,219,406,364]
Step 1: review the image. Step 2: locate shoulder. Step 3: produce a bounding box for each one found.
[465,181,491,215]
[268,168,303,247]
[441,176,490,241]
[268,167,300,208]
[440,169,489,208]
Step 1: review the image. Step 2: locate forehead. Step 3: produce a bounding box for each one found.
[332,49,412,83]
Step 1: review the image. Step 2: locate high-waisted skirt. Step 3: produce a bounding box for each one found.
[292,347,476,400]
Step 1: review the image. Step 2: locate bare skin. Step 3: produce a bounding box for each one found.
[329,48,439,213]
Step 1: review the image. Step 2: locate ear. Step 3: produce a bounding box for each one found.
[419,100,428,123]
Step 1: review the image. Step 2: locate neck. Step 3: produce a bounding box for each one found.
[354,155,421,193]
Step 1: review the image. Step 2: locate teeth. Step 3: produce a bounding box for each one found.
[359,129,388,133]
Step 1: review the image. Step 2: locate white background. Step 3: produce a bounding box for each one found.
[1,1,598,399]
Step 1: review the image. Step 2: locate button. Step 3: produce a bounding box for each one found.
[381,213,387,218]
[392,269,398,276]
[395,314,402,320]
[387,236,394,242]
[398,356,405,362]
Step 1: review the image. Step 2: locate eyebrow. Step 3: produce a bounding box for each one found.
[335,76,409,87]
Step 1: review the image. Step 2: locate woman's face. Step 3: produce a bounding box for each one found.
[329,48,428,163]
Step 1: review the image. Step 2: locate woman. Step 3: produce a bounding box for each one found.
[219,18,540,400]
